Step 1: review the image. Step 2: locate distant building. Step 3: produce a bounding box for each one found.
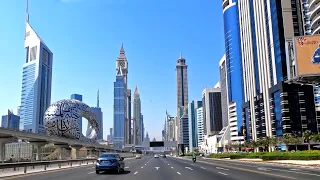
[188,101,202,151]
[89,90,103,139]
[113,68,126,149]
[197,107,204,146]
[180,107,189,147]
[219,55,229,128]
[202,88,223,136]
[1,110,20,130]
[176,52,189,144]
[133,86,142,145]
[21,11,53,134]
[71,94,83,133]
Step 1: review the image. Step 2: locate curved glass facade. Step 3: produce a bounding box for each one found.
[223,0,244,136]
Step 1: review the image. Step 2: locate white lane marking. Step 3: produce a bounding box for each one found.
[88,171,95,174]
[201,167,206,169]
[168,164,170,165]
[177,172,181,175]
[85,167,94,170]
[185,167,193,170]
[155,167,160,170]
[218,172,228,176]
[257,167,271,172]
[125,167,129,169]
[134,171,138,174]
[145,164,147,165]
[216,167,229,171]
[171,167,174,169]
[141,166,144,168]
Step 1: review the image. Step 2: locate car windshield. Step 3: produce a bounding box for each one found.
[99,154,118,159]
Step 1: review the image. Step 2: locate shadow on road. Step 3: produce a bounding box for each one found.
[99,170,131,175]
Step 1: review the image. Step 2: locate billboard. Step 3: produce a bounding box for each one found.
[294,35,320,77]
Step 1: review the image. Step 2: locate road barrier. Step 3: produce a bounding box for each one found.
[0,154,134,176]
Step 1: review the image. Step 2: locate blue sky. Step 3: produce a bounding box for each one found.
[0,0,225,140]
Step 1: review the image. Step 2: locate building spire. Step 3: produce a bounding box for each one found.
[26,0,29,23]
[120,43,125,54]
[97,89,100,108]
[134,86,139,94]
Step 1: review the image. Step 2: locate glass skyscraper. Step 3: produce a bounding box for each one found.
[1,110,20,130]
[113,68,126,149]
[20,16,53,134]
[222,0,244,142]
[71,94,83,133]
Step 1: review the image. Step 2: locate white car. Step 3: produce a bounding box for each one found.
[154,154,159,158]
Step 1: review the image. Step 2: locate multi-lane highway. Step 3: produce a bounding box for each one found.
[2,155,320,180]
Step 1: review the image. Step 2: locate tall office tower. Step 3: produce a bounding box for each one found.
[165,111,176,141]
[202,88,223,136]
[188,101,202,151]
[219,55,229,128]
[17,106,23,130]
[1,110,20,130]
[113,68,126,149]
[126,89,132,144]
[71,94,83,133]
[196,107,204,146]
[131,118,135,144]
[222,0,245,143]
[176,52,189,144]
[133,86,142,145]
[238,0,319,141]
[301,0,320,111]
[141,114,144,142]
[21,2,53,133]
[180,107,189,147]
[91,90,103,139]
[115,44,128,145]
[110,128,113,141]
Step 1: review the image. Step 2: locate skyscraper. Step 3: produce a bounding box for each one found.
[222,0,244,143]
[180,107,189,147]
[133,86,142,145]
[176,52,189,144]
[113,68,126,149]
[115,44,129,146]
[141,114,144,142]
[1,110,20,130]
[71,94,83,133]
[91,90,103,139]
[238,0,319,141]
[219,55,229,128]
[202,88,223,136]
[188,101,202,151]
[196,107,204,146]
[126,89,132,144]
[21,1,53,133]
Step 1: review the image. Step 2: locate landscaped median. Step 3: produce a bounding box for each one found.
[207,150,320,161]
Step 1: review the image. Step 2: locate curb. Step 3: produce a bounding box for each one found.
[201,157,320,170]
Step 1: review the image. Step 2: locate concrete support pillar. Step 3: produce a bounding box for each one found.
[30,142,47,161]
[0,141,6,163]
[55,144,69,160]
[70,146,82,159]
[86,147,95,158]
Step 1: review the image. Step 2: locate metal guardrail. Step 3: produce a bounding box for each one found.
[0,159,96,174]
[0,154,135,175]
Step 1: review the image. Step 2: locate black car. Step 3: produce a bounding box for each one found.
[96,153,125,174]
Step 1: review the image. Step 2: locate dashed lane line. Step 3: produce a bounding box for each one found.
[201,167,206,169]
[134,171,138,175]
[218,172,228,176]
[88,171,95,174]
[185,167,193,171]
[177,172,181,175]
[216,167,229,171]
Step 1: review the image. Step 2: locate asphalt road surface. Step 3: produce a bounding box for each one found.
[2,155,320,180]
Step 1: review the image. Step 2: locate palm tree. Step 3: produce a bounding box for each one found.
[302,130,313,150]
[312,134,320,143]
[269,137,279,152]
[282,134,293,152]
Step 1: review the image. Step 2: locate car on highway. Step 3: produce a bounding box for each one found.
[161,154,166,158]
[95,153,125,174]
[135,154,142,159]
[154,154,159,158]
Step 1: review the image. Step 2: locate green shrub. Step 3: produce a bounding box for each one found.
[207,153,230,158]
